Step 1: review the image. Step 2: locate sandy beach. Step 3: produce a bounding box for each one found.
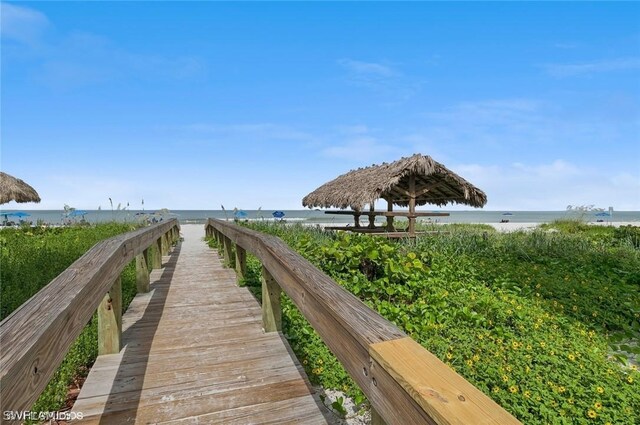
[487,221,638,232]
[302,221,638,233]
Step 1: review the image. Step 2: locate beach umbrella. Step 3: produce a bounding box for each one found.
[234,210,248,219]
[272,211,285,219]
[1,211,30,224]
[502,212,513,216]
[595,212,610,217]
[9,212,30,218]
[0,172,41,205]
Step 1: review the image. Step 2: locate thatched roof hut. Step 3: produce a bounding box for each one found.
[0,172,41,205]
[302,154,487,210]
[303,154,486,235]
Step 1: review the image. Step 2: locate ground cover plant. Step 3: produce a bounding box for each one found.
[223,222,639,424]
[0,223,145,415]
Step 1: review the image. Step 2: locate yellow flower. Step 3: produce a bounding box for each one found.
[317,359,323,365]
[627,376,634,383]
[473,354,480,362]
[558,386,565,393]
[506,365,512,372]
[446,352,453,359]
[523,390,530,398]
[492,386,500,393]
[568,398,574,405]
[596,386,604,394]
[587,410,597,419]
[594,402,602,410]
[509,386,518,393]
[466,360,473,366]
[568,354,576,361]
[502,375,509,382]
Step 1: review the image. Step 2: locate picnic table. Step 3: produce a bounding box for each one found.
[324,210,449,237]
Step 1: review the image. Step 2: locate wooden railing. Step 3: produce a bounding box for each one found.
[0,219,180,418]
[206,219,521,425]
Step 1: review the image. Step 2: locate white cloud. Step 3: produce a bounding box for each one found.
[33,31,206,88]
[182,123,314,141]
[542,57,640,77]
[338,59,395,77]
[19,174,144,210]
[454,160,640,211]
[322,137,398,160]
[1,3,49,45]
[337,58,421,103]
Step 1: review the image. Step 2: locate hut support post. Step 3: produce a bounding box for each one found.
[354,211,361,228]
[408,175,416,235]
[386,198,394,231]
[368,203,376,229]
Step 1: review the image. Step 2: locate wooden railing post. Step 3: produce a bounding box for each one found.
[153,238,163,269]
[371,407,387,425]
[235,244,246,284]
[216,230,222,252]
[261,266,281,332]
[98,276,122,355]
[223,236,233,267]
[136,249,150,293]
[161,233,169,256]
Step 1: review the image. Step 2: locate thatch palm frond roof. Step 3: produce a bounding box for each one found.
[302,154,487,210]
[0,172,41,205]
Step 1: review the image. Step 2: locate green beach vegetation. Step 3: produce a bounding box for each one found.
[0,223,146,415]
[209,221,640,424]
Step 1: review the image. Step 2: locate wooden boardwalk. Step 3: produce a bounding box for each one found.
[72,225,329,424]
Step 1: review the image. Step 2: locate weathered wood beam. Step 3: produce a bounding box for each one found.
[415,180,444,197]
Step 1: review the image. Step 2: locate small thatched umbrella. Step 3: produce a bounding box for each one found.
[0,172,41,205]
[303,154,487,233]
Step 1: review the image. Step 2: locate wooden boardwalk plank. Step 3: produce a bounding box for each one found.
[72,225,328,424]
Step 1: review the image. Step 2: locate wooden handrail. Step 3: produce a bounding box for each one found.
[0,219,180,416]
[206,218,520,425]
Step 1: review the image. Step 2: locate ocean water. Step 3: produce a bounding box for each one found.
[1,209,639,225]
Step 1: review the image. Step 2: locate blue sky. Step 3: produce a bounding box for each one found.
[2,1,639,211]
